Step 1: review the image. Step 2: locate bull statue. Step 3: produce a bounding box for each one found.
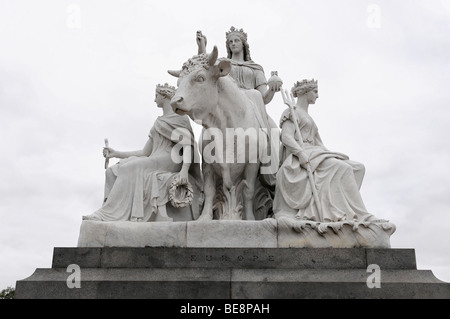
[169,46,278,221]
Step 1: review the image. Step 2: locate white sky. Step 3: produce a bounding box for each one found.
[1,0,450,290]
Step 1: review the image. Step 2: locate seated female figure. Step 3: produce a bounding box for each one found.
[274,79,382,223]
[83,84,202,222]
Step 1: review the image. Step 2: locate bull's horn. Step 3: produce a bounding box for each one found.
[208,46,218,66]
[168,70,182,78]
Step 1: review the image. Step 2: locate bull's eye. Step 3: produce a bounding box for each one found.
[196,75,205,82]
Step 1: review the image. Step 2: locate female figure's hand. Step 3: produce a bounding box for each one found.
[175,169,189,185]
[196,30,207,54]
[295,150,310,169]
[268,81,282,92]
[267,71,283,92]
[103,146,116,159]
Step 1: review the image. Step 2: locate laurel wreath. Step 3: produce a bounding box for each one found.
[168,178,194,208]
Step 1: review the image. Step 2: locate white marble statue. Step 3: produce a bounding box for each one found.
[274,79,385,223]
[77,29,395,249]
[82,84,202,222]
[196,27,281,105]
[196,27,282,187]
[169,47,276,221]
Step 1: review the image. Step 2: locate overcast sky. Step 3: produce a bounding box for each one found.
[1,0,450,290]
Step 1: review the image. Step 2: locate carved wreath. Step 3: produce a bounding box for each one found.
[168,177,194,208]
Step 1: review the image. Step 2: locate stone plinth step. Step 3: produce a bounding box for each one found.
[14,247,450,299]
[51,247,417,270]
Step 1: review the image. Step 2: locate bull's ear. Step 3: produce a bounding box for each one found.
[168,70,181,78]
[208,46,219,66]
[217,60,231,78]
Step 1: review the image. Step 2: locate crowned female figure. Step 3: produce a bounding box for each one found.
[83,83,202,222]
[197,27,281,103]
[274,79,384,223]
[196,27,281,185]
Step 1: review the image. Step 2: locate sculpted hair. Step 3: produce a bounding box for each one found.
[226,30,252,61]
[156,83,176,99]
[291,79,318,98]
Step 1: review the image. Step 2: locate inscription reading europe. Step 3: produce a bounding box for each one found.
[190,255,276,262]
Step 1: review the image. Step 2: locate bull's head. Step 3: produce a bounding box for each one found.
[168,46,231,120]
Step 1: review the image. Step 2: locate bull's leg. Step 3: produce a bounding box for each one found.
[242,164,259,220]
[197,164,216,222]
[221,163,232,191]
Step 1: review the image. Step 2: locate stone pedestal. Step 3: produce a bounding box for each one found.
[15,247,450,299]
[76,218,396,249]
[15,220,449,299]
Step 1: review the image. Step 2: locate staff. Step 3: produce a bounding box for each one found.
[280,89,323,221]
[104,138,109,169]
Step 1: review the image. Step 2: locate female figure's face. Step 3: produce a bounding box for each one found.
[154,92,164,107]
[227,34,244,56]
[306,89,319,104]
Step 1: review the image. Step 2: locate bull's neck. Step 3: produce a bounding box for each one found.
[194,107,226,130]
[200,77,248,130]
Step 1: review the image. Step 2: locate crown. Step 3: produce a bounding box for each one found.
[157,83,175,91]
[156,83,176,97]
[226,26,248,41]
[291,79,318,97]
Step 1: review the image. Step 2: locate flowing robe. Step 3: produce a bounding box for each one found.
[88,114,202,222]
[273,108,376,222]
[221,58,279,184]
[226,59,267,91]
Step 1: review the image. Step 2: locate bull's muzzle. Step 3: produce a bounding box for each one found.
[170,96,186,115]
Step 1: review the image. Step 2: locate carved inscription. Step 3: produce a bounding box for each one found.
[189,254,276,263]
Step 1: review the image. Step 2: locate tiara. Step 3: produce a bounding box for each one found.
[226,26,248,41]
[291,79,318,97]
[156,83,176,91]
[156,83,176,98]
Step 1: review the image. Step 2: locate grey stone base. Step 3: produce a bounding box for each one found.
[77,218,396,249]
[15,247,450,299]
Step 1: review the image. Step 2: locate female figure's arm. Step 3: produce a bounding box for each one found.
[103,137,154,159]
[174,143,193,184]
[256,72,282,105]
[257,84,274,105]
[196,31,207,55]
[281,120,309,168]
[280,90,309,168]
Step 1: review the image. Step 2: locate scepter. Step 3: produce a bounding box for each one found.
[280,89,323,221]
[104,138,109,169]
